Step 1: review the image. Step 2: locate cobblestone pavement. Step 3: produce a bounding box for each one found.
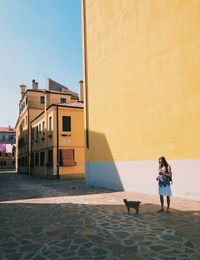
[0,171,200,260]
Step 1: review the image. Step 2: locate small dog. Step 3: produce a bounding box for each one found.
[123,199,141,214]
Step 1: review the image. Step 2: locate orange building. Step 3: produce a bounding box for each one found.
[16,78,84,179]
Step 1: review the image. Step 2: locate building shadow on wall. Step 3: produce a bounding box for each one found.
[86,131,124,191]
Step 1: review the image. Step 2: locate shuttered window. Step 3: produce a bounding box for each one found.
[60,149,76,167]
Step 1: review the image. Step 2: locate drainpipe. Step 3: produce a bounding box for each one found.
[82,0,89,148]
[28,108,31,175]
[56,105,60,179]
[44,90,49,179]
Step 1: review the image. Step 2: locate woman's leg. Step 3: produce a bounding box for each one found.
[159,195,164,211]
[166,196,170,212]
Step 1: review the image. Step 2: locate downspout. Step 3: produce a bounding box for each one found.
[82,0,89,148]
[56,105,60,179]
[28,108,31,175]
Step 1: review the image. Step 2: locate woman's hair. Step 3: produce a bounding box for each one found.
[159,156,168,169]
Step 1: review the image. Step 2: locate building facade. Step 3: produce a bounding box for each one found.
[82,0,200,200]
[16,78,84,179]
[0,127,16,170]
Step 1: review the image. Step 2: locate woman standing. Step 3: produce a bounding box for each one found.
[156,156,172,213]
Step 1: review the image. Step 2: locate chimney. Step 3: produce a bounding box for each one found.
[20,84,27,99]
[32,79,38,90]
[79,80,84,102]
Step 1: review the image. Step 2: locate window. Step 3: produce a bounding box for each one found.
[42,121,45,133]
[12,146,16,156]
[21,157,24,167]
[61,98,66,103]
[35,153,39,166]
[31,153,34,167]
[31,128,34,142]
[47,150,53,166]
[60,149,76,166]
[49,117,52,131]
[24,156,27,167]
[36,126,39,139]
[40,151,45,166]
[18,157,21,167]
[39,124,41,133]
[40,96,45,104]
[62,116,71,132]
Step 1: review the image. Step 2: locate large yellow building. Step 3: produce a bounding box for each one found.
[82,0,200,200]
[16,78,84,179]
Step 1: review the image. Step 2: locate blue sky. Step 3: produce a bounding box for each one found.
[0,0,82,127]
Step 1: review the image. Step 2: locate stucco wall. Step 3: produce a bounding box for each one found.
[82,0,200,199]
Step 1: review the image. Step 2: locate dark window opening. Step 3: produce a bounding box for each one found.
[47,149,53,166]
[40,151,45,166]
[42,121,45,134]
[21,157,24,167]
[49,117,52,131]
[40,96,45,104]
[31,153,34,167]
[61,98,66,103]
[62,116,71,132]
[36,126,39,139]
[35,153,39,166]
[18,157,21,167]
[24,156,27,167]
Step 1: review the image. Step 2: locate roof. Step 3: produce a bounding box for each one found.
[25,89,79,99]
[30,102,84,124]
[20,78,79,102]
[0,127,15,133]
[57,102,84,108]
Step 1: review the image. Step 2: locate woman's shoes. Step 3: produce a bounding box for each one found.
[158,208,170,213]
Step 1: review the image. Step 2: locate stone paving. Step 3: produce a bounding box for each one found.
[0,171,200,260]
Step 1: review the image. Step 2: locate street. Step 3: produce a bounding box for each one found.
[0,171,200,259]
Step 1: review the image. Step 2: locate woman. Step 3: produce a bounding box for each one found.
[156,156,172,213]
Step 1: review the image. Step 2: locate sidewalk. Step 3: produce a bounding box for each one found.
[0,172,199,259]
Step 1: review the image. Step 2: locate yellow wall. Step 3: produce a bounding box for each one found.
[83,0,200,162]
[58,107,85,176]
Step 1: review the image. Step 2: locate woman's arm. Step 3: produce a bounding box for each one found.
[156,167,160,180]
[167,165,172,177]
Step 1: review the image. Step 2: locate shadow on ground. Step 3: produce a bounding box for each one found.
[0,201,199,259]
[0,172,113,202]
